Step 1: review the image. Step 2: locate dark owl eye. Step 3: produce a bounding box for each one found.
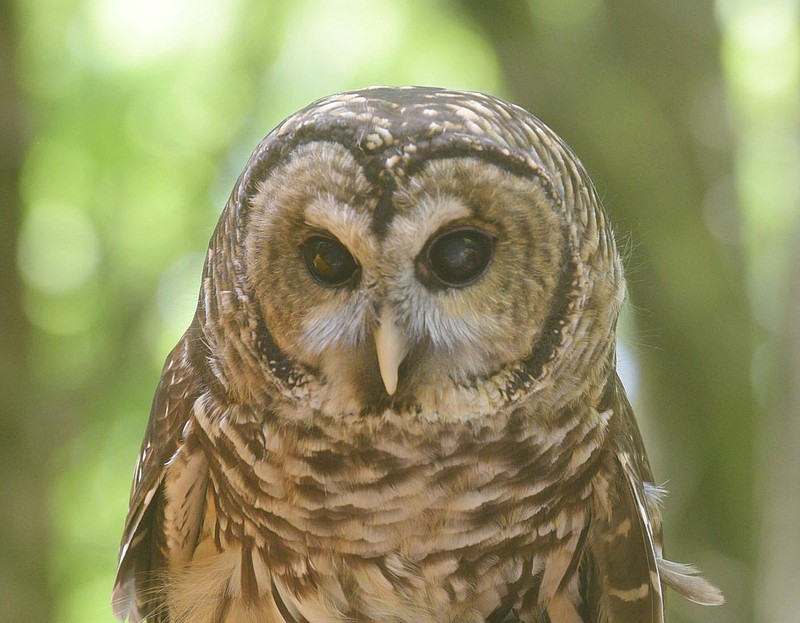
[419,228,494,288]
[302,236,359,286]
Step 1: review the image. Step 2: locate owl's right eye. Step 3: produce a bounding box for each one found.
[301,236,359,287]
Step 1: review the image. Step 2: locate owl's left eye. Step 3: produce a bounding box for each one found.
[302,236,359,287]
[418,227,494,288]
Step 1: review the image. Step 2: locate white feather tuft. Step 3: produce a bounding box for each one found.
[657,558,725,606]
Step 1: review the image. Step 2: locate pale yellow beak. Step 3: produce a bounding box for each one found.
[373,307,409,395]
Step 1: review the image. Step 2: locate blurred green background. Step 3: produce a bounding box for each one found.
[1,0,797,621]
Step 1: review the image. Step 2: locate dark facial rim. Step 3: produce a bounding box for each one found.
[238,131,561,229]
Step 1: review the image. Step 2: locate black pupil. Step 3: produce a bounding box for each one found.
[427,229,492,287]
[303,237,357,286]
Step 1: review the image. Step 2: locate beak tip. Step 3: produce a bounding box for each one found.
[383,378,398,396]
[377,354,399,395]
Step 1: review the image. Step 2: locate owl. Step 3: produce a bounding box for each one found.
[113,87,723,623]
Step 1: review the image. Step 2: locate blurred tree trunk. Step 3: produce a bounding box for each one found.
[757,223,800,621]
[0,2,52,621]
[457,0,756,620]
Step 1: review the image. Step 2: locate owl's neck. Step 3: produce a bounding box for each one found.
[191,387,612,560]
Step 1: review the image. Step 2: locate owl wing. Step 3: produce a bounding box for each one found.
[112,323,206,622]
[581,373,723,621]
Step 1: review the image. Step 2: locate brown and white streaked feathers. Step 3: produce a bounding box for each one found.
[113,87,723,622]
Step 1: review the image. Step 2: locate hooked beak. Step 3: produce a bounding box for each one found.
[373,307,409,395]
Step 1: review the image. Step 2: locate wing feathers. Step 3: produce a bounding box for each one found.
[583,372,723,621]
[595,449,665,623]
[113,327,207,621]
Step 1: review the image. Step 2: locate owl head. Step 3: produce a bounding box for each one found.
[199,87,624,420]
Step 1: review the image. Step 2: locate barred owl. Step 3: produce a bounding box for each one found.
[113,87,723,623]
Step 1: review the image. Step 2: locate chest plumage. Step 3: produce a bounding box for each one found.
[113,87,722,623]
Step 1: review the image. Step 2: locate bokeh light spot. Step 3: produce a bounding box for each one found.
[87,0,235,67]
[17,204,100,295]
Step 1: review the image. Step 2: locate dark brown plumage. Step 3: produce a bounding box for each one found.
[113,87,722,622]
